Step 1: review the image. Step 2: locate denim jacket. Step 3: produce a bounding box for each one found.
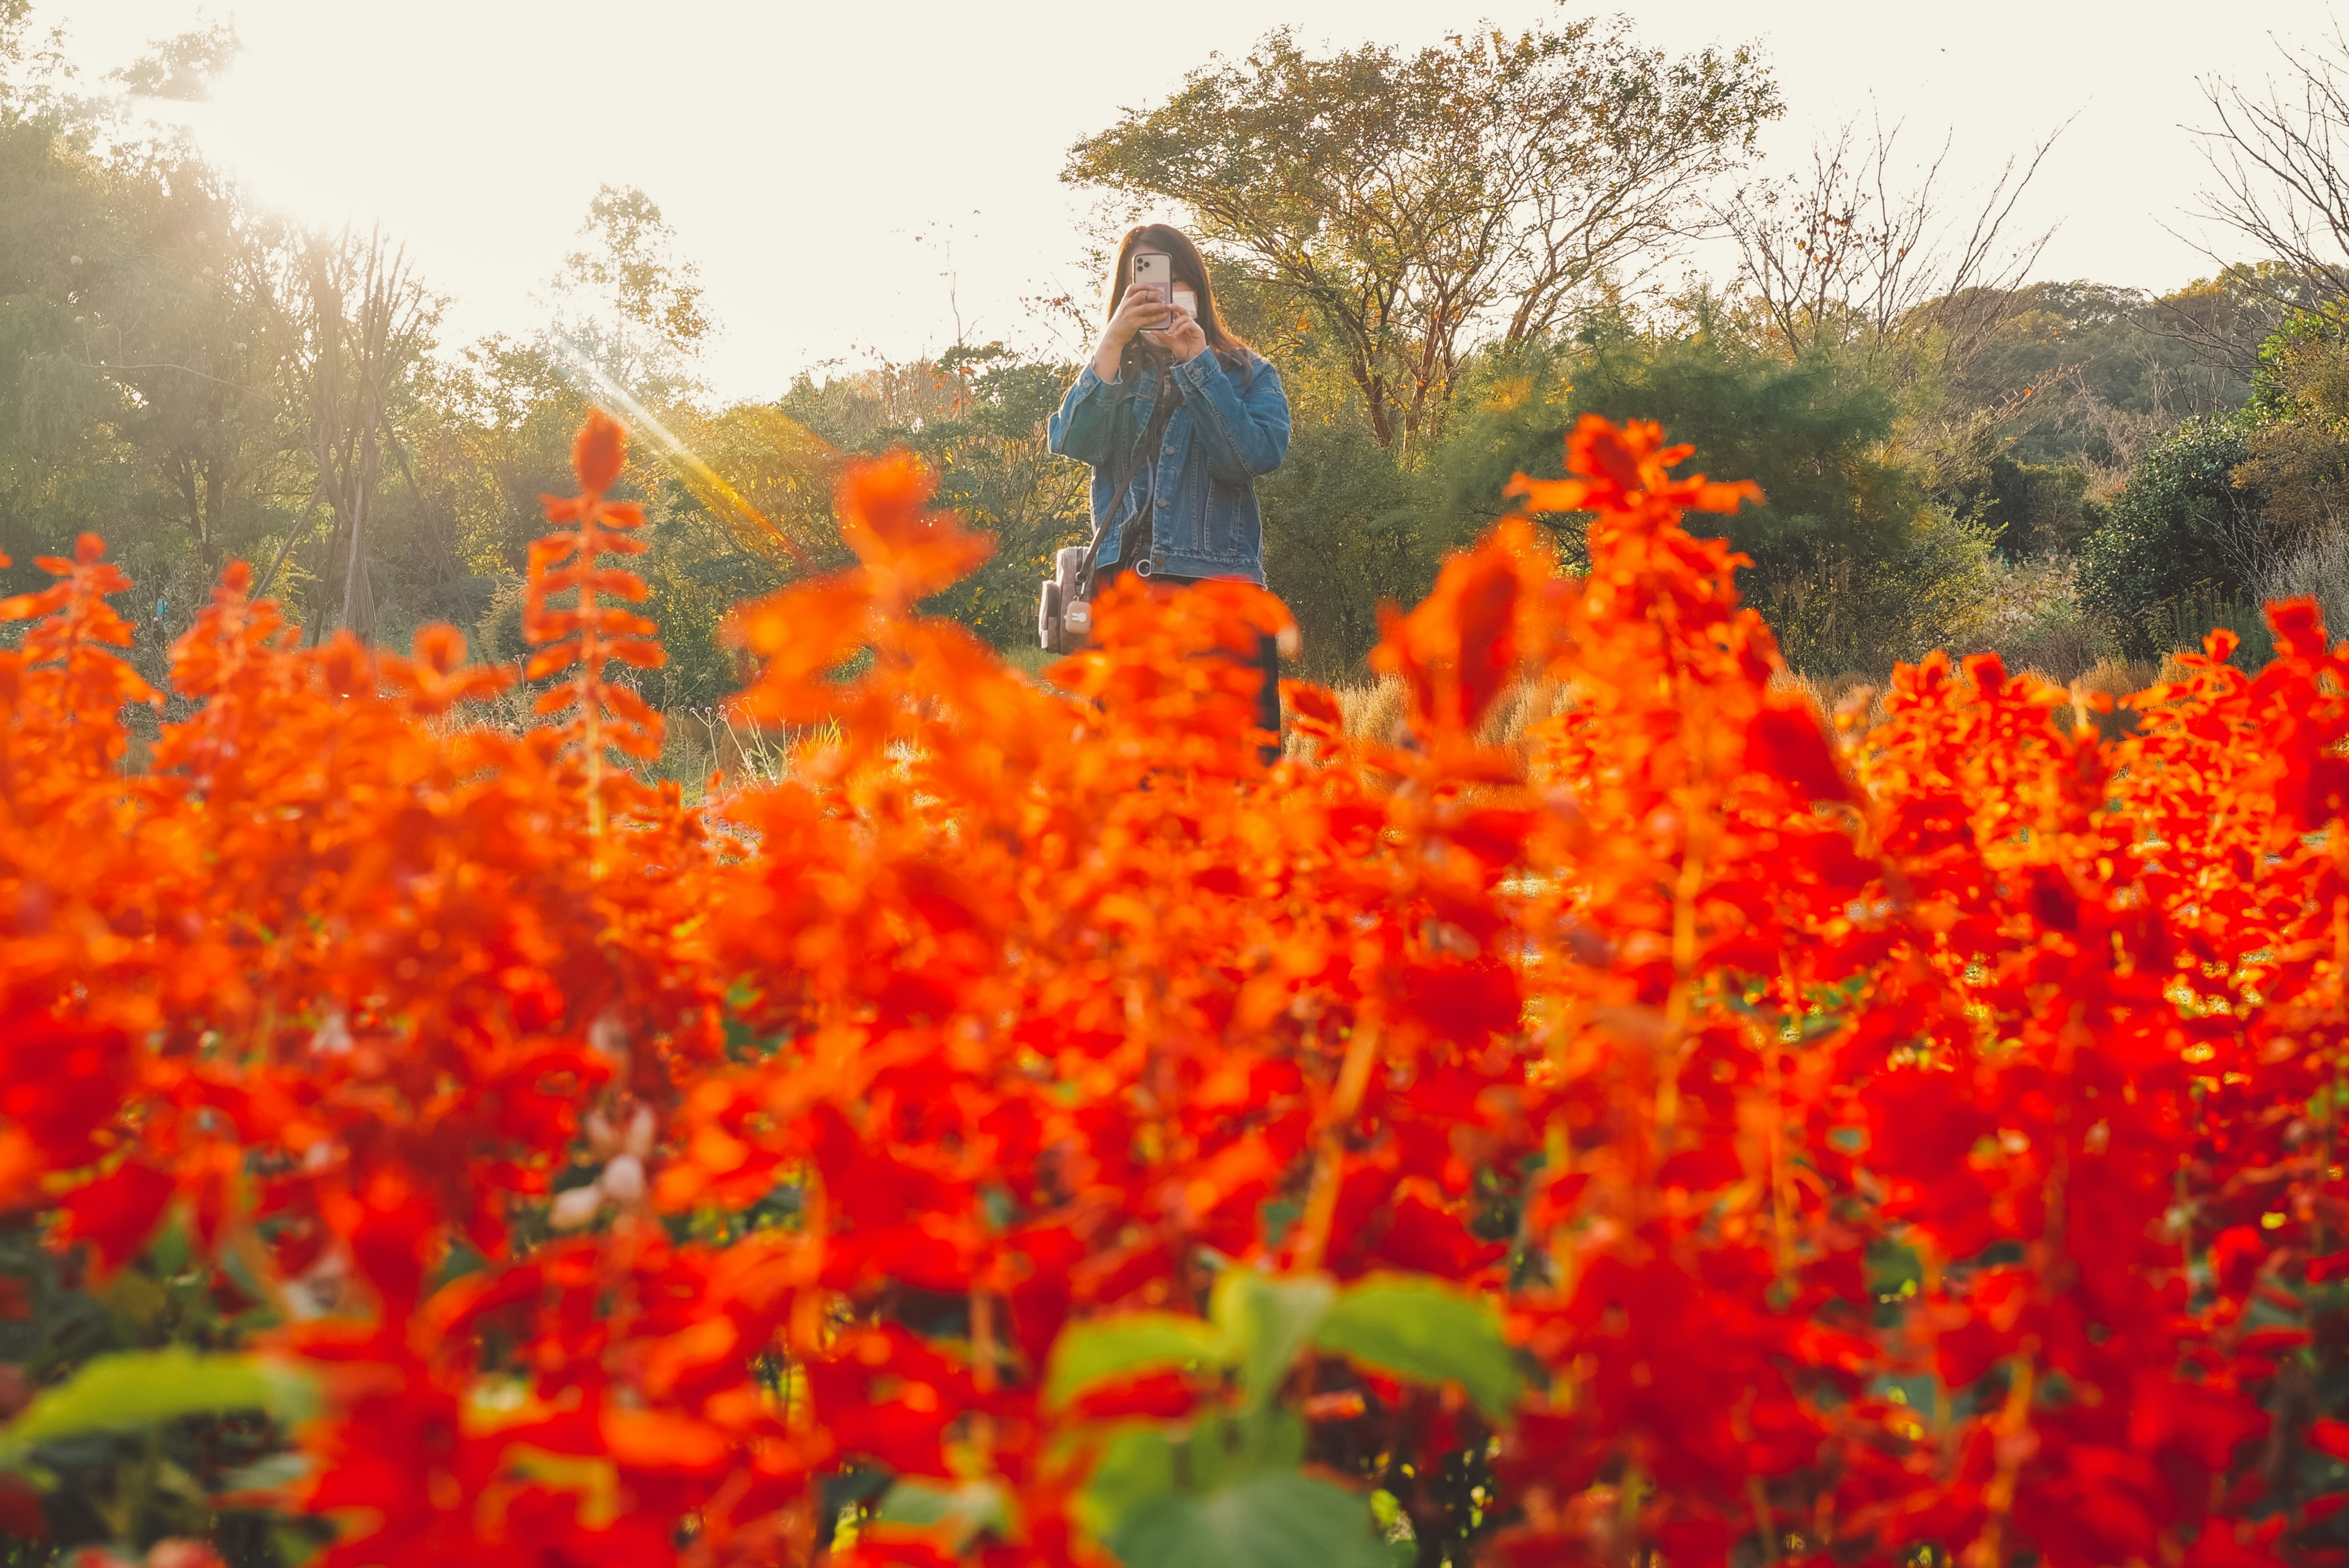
[1045,348,1290,584]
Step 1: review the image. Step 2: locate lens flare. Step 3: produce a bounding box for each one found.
[552,338,813,568]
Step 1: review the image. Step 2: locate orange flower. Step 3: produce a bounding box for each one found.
[0,409,2337,1568]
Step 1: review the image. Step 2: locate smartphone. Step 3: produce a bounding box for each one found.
[1132,251,1173,341]
[1130,250,1173,304]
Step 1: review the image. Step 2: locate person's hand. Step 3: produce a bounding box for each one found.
[1159,302,1208,362]
[1090,286,1173,378]
[1099,287,1171,356]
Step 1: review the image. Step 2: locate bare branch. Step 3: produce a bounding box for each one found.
[2189,23,2349,310]
[1717,110,2065,376]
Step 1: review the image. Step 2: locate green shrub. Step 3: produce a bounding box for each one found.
[1425,328,1996,673]
[2077,417,2260,658]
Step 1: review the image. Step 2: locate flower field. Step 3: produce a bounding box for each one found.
[2,410,2348,1568]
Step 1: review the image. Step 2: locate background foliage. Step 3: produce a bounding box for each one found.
[8,5,2343,697]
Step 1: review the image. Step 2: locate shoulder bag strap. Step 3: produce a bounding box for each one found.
[1078,365,1179,598]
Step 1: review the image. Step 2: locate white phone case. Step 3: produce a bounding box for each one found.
[1131,253,1174,346]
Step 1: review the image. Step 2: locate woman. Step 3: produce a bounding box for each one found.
[1047,224,1292,747]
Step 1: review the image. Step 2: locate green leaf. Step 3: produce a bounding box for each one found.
[1077,1409,1310,1540]
[1211,1271,1335,1410]
[272,1525,324,1568]
[1076,1425,1179,1541]
[2,1347,319,1451]
[1313,1277,1522,1422]
[1108,1472,1392,1568]
[1183,1408,1305,1493]
[877,1477,1014,1548]
[98,1268,169,1330]
[147,1217,191,1279]
[1044,1313,1228,1410]
[220,1452,313,1493]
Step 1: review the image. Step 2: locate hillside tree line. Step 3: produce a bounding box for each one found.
[6,2,2348,727]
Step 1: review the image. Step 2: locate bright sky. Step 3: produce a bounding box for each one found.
[27,0,2348,401]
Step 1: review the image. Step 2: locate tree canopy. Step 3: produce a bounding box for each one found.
[1064,20,1779,453]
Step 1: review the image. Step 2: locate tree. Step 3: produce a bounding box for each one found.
[1929,410,2102,559]
[1423,319,1996,673]
[1951,278,2255,486]
[390,184,717,608]
[547,183,711,401]
[0,61,157,579]
[2144,261,2310,384]
[69,25,286,583]
[0,9,306,637]
[2076,415,2263,656]
[1064,18,1778,453]
[2231,308,2349,543]
[264,230,437,640]
[104,20,237,102]
[899,347,1092,649]
[2193,26,2349,312]
[93,154,289,581]
[1258,403,1421,675]
[1718,114,2060,374]
[773,346,1093,653]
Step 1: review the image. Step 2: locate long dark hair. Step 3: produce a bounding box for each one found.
[1107,224,1255,379]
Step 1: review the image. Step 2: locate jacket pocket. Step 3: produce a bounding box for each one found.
[1154,429,1198,559]
[1204,477,1246,560]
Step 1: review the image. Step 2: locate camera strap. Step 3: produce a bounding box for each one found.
[1078,365,1180,600]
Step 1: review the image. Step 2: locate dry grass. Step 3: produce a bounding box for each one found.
[2046,657,2159,738]
[1770,656,2158,741]
[2261,524,2349,634]
[1309,656,2172,756]
[1766,658,2151,733]
[1768,669,1887,734]
[1332,678,1409,746]
[1306,677,1575,753]
[1978,556,2107,685]
[671,708,806,786]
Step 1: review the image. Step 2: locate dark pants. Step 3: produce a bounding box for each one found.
[1098,563,1282,756]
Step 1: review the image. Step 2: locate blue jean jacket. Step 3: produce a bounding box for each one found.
[1045,349,1290,584]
